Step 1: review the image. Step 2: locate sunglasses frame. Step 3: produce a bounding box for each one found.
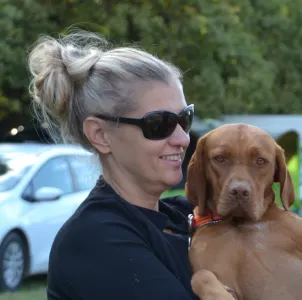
[95,104,194,140]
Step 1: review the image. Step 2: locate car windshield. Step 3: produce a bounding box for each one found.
[0,152,36,192]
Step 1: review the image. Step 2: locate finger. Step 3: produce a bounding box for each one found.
[223,285,235,294]
[191,270,236,300]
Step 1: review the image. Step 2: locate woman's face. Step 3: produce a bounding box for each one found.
[107,79,190,193]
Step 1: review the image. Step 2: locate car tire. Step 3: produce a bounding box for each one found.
[0,232,28,292]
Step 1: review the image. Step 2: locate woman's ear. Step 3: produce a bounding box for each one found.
[83,117,111,154]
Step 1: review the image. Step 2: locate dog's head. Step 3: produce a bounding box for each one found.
[185,123,295,221]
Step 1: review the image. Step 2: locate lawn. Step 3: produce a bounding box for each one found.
[0,275,47,300]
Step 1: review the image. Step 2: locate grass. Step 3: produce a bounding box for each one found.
[160,189,186,198]
[0,275,47,300]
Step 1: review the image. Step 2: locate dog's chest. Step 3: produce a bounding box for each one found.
[189,222,302,300]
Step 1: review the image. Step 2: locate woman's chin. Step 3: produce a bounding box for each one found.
[161,172,183,188]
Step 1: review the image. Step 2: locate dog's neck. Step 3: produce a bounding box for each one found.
[192,206,222,231]
[203,200,217,216]
[202,204,250,225]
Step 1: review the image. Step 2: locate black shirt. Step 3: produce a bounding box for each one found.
[47,176,198,300]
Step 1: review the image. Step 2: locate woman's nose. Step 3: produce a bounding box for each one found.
[168,124,190,147]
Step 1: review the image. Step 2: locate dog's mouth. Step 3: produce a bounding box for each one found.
[218,211,258,226]
[216,200,256,222]
[231,216,246,226]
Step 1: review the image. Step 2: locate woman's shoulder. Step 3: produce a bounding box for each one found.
[160,195,195,217]
[50,185,138,254]
[48,191,198,300]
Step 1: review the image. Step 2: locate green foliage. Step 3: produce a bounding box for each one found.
[0,0,59,120]
[1,0,302,121]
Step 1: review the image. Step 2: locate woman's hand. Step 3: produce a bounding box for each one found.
[191,269,236,300]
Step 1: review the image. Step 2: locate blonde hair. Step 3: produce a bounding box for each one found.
[28,30,182,150]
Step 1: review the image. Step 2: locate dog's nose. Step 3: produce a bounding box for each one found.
[229,182,251,199]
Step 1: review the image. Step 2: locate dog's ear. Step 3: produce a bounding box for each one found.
[185,135,208,215]
[274,145,296,210]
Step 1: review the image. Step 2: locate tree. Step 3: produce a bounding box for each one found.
[0,0,60,120]
[1,0,302,130]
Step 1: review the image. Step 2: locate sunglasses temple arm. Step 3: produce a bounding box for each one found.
[117,117,144,127]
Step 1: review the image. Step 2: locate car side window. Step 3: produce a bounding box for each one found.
[31,156,73,195]
[67,155,101,191]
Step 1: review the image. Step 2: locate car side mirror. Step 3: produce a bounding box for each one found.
[34,187,63,202]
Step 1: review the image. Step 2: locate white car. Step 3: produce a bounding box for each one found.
[0,143,102,291]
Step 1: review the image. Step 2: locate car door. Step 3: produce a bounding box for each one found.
[22,156,79,273]
[67,154,102,200]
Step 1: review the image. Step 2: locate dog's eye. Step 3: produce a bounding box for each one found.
[213,155,225,162]
[256,158,266,165]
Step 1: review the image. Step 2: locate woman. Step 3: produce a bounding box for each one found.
[28,31,234,300]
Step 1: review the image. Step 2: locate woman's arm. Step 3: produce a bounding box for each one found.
[47,206,235,300]
[48,214,196,300]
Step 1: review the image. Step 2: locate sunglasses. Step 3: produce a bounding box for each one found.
[96,104,194,140]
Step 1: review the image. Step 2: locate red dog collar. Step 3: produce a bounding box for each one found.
[188,208,222,249]
[192,211,222,230]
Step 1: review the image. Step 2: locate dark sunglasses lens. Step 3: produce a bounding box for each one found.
[143,112,177,140]
[179,107,194,132]
[142,106,194,140]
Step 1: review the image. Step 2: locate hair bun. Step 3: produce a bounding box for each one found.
[29,36,102,119]
[29,37,72,118]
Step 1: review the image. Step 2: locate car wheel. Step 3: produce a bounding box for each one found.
[0,232,27,292]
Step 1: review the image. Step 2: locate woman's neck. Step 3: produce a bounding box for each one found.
[103,170,162,211]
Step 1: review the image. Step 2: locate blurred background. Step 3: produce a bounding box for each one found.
[1,0,302,299]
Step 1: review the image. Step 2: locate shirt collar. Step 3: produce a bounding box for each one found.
[95,176,185,232]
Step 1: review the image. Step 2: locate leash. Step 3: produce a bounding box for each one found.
[188,209,222,249]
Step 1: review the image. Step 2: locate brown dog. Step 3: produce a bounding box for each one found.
[186,123,302,300]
